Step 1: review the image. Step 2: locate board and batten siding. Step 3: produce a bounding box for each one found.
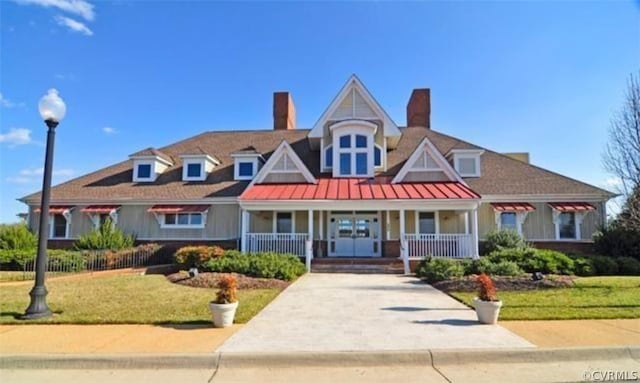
[118,204,239,240]
[478,201,605,241]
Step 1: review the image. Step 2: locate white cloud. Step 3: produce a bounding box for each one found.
[102,126,116,134]
[5,176,33,184]
[20,167,75,177]
[0,128,32,146]
[55,15,93,36]
[15,0,95,21]
[0,93,25,108]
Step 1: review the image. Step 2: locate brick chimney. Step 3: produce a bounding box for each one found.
[406,89,431,129]
[273,92,296,130]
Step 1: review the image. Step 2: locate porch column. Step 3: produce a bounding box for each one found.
[400,209,409,274]
[306,209,314,271]
[241,209,249,253]
[471,208,479,259]
[464,211,469,234]
[386,210,391,240]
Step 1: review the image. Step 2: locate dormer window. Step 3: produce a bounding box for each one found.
[180,152,219,182]
[129,148,173,183]
[330,120,377,178]
[232,147,263,181]
[448,149,484,178]
[136,163,152,179]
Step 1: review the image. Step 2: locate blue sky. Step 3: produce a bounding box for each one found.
[1,1,639,223]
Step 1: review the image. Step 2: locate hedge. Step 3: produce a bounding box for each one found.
[203,251,306,281]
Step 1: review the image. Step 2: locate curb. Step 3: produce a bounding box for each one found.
[0,353,218,370]
[1,346,638,370]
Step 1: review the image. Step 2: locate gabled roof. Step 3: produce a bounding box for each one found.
[308,75,401,139]
[129,147,173,165]
[251,140,317,185]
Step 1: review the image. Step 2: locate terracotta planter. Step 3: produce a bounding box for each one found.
[209,301,238,328]
[473,297,502,324]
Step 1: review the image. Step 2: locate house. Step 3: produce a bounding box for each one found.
[20,75,614,273]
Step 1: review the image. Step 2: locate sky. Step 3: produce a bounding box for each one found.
[0,0,639,223]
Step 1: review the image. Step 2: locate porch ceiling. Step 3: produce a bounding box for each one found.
[240,178,480,201]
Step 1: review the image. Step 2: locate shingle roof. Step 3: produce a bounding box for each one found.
[129,147,174,164]
[20,127,613,204]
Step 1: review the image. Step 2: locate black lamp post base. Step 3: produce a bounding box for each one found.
[21,286,52,320]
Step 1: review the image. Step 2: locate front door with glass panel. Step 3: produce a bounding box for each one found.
[329,212,379,257]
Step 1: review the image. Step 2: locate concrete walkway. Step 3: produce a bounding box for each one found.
[219,273,533,352]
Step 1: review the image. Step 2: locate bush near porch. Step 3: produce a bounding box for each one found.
[173,247,306,281]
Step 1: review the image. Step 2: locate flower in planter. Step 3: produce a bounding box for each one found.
[476,273,498,302]
[215,275,238,304]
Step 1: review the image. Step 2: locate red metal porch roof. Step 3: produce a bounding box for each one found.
[81,205,120,213]
[548,202,596,212]
[490,202,536,212]
[34,205,74,214]
[240,178,480,201]
[147,205,210,213]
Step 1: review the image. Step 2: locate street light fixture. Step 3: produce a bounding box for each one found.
[22,89,66,320]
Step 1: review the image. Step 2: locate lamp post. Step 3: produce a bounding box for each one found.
[22,89,66,320]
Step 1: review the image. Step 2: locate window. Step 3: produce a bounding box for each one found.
[186,163,202,178]
[452,151,483,177]
[339,153,351,175]
[325,146,333,168]
[52,214,67,238]
[276,212,293,233]
[355,153,367,175]
[418,212,436,234]
[339,135,351,148]
[374,146,382,167]
[500,212,517,231]
[558,212,576,239]
[336,133,371,177]
[238,162,254,177]
[163,213,204,228]
[137,164,151,179]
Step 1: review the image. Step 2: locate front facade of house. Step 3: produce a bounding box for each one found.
[21,76,613,272]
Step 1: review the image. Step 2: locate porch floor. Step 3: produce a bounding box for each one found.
[218,274,533,352]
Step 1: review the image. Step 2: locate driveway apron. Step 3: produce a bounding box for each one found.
[218,273,533,352]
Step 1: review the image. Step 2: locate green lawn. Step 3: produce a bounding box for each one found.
[0,274,283,324]
[450,277,640,320]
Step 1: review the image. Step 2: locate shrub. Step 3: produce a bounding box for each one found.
[469,257,523,276]
[74,219,135,250]
[174,246,224,269]
[589,255,619,275]
[571,256,597,277]
[488,248,574,275]
[0,249,36,269]
[594,225,640,261]
[476,273,498,301]
[616,256,640,275]
[415,257,464,282]
[204,251,306,281]
[483,229,528,254]
[215,275,238,304]
[0,224,37,250]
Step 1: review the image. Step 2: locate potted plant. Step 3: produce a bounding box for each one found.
[209,275,238,328]
[472,273,502,324]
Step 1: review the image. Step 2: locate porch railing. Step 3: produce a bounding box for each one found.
[246,233,308,257]
[404,233,475,259]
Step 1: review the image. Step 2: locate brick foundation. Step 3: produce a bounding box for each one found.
[383,240,400,258]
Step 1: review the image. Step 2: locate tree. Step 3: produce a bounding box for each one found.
[603,73,640,198]
[617,185,640,231]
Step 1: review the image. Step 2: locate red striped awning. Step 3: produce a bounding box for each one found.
[490,202,535,212]
[34,205,74,214]
[548,202,596,212]
[81,205,120,213]
[147,205,210,213]
[240,178,480,201]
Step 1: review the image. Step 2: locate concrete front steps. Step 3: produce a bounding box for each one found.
[311,257,404,274]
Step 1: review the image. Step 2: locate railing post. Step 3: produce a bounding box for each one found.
[305,239,313,272]
[241,210,249,253]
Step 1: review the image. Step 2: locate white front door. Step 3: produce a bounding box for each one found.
[329,212,379,257]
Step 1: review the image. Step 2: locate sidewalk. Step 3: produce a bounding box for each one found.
[0,324,241,354]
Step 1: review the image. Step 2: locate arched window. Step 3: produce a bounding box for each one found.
[325,145,333,168]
